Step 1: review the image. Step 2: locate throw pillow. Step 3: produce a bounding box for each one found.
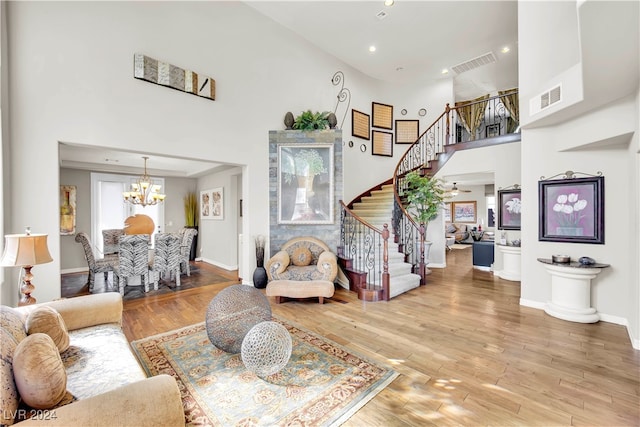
[12,333,67,410]
[445,224,457,234]
[291,247,312,266]
[25,306,70,353]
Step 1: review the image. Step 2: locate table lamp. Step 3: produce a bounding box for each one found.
[0,227,53,306]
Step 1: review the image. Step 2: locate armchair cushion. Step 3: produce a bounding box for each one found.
[266,237,338,282]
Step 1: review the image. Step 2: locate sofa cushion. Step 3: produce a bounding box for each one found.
[0,305,27,345]
[26,306,70,353]
[1,328,19,426]
[446,224,457,234]
[13,333,67,410]
[62,324,146,399]
[291,246,312,266]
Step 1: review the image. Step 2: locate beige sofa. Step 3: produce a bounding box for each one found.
[1,293,184,426]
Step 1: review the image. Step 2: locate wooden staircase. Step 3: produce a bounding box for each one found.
[349,184,421,298]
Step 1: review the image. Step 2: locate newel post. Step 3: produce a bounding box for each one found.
[418,223,426,285]
[382,224,390,301]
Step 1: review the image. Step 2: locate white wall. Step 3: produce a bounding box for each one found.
[518,0,639,347]
[3,1,384,304]
[197,167,242,271]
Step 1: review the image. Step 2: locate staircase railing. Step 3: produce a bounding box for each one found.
[339,202,390,301]
[393,90,520,282]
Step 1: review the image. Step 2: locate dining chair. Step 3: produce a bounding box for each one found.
[149,233,181,290]
[178,228,198,276]
[113,234,150,296]
[102,228,124,255]
[75,232,118,293]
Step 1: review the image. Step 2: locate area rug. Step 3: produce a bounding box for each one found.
[131,316,398,426]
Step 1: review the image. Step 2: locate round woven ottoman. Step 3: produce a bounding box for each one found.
[241,321,292,377]
[205,284,271,353]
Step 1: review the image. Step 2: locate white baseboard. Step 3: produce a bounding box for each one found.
[427,263,446,269]
[61,267,88,274]
[519,298,546,310]
[521,299,639,349]
[196,257,237,272]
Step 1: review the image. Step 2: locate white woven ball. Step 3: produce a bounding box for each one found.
[241,321,292,377]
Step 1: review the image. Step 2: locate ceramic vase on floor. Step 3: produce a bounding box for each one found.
[253,235,268,289]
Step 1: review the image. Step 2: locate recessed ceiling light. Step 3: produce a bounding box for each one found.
[384,0,394,6]
[501,46,510,53]
[369,45,377,53]
[441,68,449,74]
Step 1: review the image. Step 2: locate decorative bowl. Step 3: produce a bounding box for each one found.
[552,255,571,264]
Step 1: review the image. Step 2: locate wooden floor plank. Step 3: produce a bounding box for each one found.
[62,249,639,426]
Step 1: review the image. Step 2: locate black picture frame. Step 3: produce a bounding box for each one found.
[371,130,393,157]
[498,189,521,230]
[352,109,370,140]
[372,102,393,130]
[538,176,604,244]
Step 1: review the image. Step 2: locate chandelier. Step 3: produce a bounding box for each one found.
[123,156,166,207]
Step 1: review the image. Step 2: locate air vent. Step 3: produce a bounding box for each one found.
[376,10,388,20]
[529,84,562,116]
[451,51,497,74]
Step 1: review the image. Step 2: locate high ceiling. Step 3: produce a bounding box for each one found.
[246,0,519,100]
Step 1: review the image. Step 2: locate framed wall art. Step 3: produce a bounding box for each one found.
[443,202,452,222]
[372,102,393,130]
[201,187,224,220]
[498,189,521,230]
[371,130,393,157]
[351,109,370,140]
[60,185,76,235]
[278,143,334,224]
[538,175,604,244]
[395,120,419,144]
[452,201,477,223]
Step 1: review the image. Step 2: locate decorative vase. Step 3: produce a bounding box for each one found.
[284,112,294,129]
[327,112,338,129]
[253,235,268,288]
[253,266,268,289]
[186,225,198,261]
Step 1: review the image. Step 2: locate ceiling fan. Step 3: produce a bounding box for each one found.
[445,182,471,197]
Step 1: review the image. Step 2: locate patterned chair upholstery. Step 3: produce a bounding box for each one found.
[266,236,338,282]
[113,234,150,296]
[102,228,124,255]
[75,232,118,292]
[149,233,181,290]
[178,228,198,276]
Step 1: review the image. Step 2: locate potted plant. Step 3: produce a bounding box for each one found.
[292,110,331,130]
[403,170,446,282]
[184,192,199,261]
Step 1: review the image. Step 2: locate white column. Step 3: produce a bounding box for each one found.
[496,245,521,281]
[541,263,604,323]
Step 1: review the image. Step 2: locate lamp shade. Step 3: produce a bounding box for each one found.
[0,234,53,267]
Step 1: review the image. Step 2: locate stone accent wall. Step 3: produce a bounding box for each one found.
[269,130,343,256]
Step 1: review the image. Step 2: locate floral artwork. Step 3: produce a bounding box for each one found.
[201,188,224,220]
[538,176,604,244]
[278,143,334,224]
[498,189,521,230]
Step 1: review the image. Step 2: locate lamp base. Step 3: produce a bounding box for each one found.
[18,265,36,306]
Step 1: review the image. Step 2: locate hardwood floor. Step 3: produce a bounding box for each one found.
[120,249,639,426]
